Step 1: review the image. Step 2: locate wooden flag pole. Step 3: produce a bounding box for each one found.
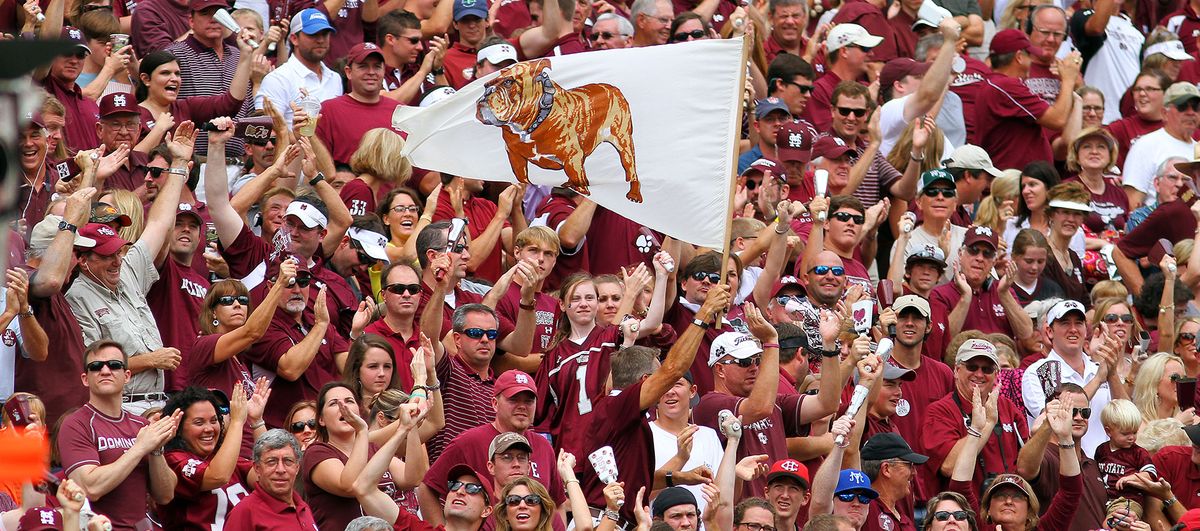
[716,31,754,329]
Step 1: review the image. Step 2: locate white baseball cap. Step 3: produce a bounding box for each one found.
[477,42,518,66]
[348,227,390,262]
[708,331,763,367]
[285,200,328,229]
[826,24,883,53]
[1046,299,1087,324]
[1144,40,1193,61]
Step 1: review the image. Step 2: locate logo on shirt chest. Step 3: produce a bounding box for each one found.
[2,330,16,347]
[181,278,208,299]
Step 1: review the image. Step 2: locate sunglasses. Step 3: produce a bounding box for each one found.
[965,245,997,259]
[350,242,376,266]
[446,241,467,254]
[836,492,874,504]
[247,136,277,146]
[923,187,957,198]
[461,328,498,340]
[831,211,865,224]
[782,79,814,94]
[933,511,970,522]
[590,31,615,41]
[690,271,721,284]
[289,419,317,432]
[505,494,543,507]
[809,265,845,276]
[86,360,126,372]
[1178,99,1200,112]
[1180,332,1196,342]
[1072,407,1091,419]
[1101,313,1135,324]
[385,283,421,295]
[402,36,422,44]
[672,29,706,42]
[270,271,313,288]
[216,295,250,306]
[961,362,997,374]
[836,106,868,118]
[449,480,487,495]
[143,166,167,178]
[718,356,762,368]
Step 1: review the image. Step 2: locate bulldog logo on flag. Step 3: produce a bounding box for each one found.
[476,58,642,202]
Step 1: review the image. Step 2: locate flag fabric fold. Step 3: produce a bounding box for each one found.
[392,37,746,249]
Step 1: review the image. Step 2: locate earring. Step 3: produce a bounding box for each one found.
[213,319,220,327]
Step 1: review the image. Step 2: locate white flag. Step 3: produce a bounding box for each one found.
[392,38,746,249]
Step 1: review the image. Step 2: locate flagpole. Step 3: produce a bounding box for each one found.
[716,31,753,329]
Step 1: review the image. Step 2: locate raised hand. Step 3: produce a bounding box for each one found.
[208,116,237,145]
[5,268,30,316]
[395,401,430,429]
[697,284,731,323]
[313,285,330,325]
[166,121,197,162]
[675,424,698,462]
[603,481,625,510]
[136,409,183,456]
[247,376,271,423]
[735,454,769,481]
[350,298,378,338]
[744,303,778,343]
[337,399,368,432]
[830,414,855,447]
[229,382,249,423]
[819,303,846,345]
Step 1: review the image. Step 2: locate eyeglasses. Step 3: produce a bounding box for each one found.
[1082,105,1103,114]
[505,494,542,507]
[103,121,140,131]
[448,480,487,495]
[385,283,421,295]
[289,419,317,432]
[831,211,865,224]
[965,245,997,259]
[718,356,762,368]
[690,271,721,284]
[270,271,313,288]
[672,29,706,42]
[1033,27,1067,39]
[216,295,250,306]
[1072,407,1091,419]
[933,511,970,522]
[836,107,868,118]
[809,265,845,276]
[738,524,776,531]
[1132,86,1165,94]
[86,360,126,372]
[923,187,957,198]
[835,492,874,504]
[781,79,814,94]
[775,295,802,307]
[961,361,997,374]
[643,14,672,24]
[1101,313,1134,324]
[461,328,498,340]
[390,205,419,214]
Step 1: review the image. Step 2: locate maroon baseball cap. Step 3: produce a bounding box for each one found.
[741,157,787,183]
[189,0,228,11]
[990,29,1039,56]
[770,275,805,298]
[879,58,931,92]
[16,507,62,531]
[1180,509,1200,531]
[76,223,128,255]
[447,463,494,502]
[776,121,816,164]
[98,92,139,119]
[766,458,810,489]
[176,203,205,225]
[962,225,998,251]
[812,135,856,160]
[347,42,385,65]
[494,369,537,399]
[59,26,90,54]
[26,111,45,130]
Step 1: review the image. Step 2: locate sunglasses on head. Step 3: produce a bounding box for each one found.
[505,494,543,507]
[461,328,498,340]
[965,245,997,259]
[385,283,421,295]
[836,106,867,118]
[718,356,762,368]
[809,265,845,276]
[933,511,970,522]
[216,295,250,307]
[831,211,865,224]
[86,359,126,372]
[448,480,486,495]
[961,361,996,374]
[1101,313,1134,324]
[922,187,956,198]
[289,419,317,432]
[671,29,706,42]
[1072,407,1091,419]
[690,271,721,284]
[836,492,874,504]
[271,271,313,288]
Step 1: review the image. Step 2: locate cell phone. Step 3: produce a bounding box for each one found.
[436,218,469,283]
[206,225,219,243]
[3,395,33,428]
[1177,377,1197,412]
[1139,330,1151,353]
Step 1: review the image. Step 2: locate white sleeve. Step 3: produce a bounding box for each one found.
[1021,361,1048,425]
[1121,141,1152,194]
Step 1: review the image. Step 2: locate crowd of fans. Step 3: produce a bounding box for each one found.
[8,0,1200,528]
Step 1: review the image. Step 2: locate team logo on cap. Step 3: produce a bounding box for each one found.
[833,137,846,146]
[461,0,479,6]
[714,346,726,358]
[515,373,529,384]
[974,226,993,237]
[39,509,55,525]
[363,42,378,49]
[97,226,116,236]
[244,124,270,140]
[69,28,82,39]
[781,460,800,472]
[179,202,192,211]
[113,94,127,107]
[788,133,804,148]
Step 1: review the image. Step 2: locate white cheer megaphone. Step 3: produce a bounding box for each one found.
[214,8,259,49]
[814,169,829,221]
[913,0,952,30]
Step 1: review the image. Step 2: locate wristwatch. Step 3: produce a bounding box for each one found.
[665,471,675,487]
[167,167,187,176]
[603,510,620,522]
[58,220,77,234]
[308,172,326,187]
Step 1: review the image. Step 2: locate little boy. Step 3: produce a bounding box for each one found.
[1095,399,1157,519]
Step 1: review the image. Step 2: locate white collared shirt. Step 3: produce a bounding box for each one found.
[1022,349,1112,457]
[253,55,344,126]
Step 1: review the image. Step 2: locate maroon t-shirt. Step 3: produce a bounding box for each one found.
[895,358,954,501]
[582,380,655,524]
[162,449,254,531]
[301,441,402,531]
[585,207,658,276]
[493,0,533,38]
[315,94,402,165]
[694,391,810,499]
[495,283,558,352]
[926,282,1017,366]
[340,178,393,218]
[1063,176,1128,232]
[443,43,477,89]
[224,487,318,530]
[1117,199,1199,259]
[805,71,843,133]
[16,289,87,425]
[149,257,209,390]
[433,191,504,282]
[886,10,917,60]
[41,75,100,152]
[18,160,58,235]
[1151,445,1200,509]
[535,193,590,292]
[974,72,1052,170]
[522,33,588,59]
[831,0,900,63]
[663,303,721,395]
[221,221,271,281]
[309,257,360,339]
[363,319,418,391]
[923,390,1029,491]
[949,55,991,143]
[1025,61,1062,103]
[246,309,348,428]
[534,324,620,460]
[57,404,152,531]
[184,333,256,396]
[1105,114,1161,169]
[423,423,565,503]
[1160,6,1200,58]
[1094,443,1156,504]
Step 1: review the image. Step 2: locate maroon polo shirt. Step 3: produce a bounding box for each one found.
[443,43,477,89]
[886,11,918,60]
[533,324,621,462]
[864,497,916,531]
[582,380,656,523]
[926,281,1016,366]
[433,191,505,282]
[137,91,243,141]
[224,487,318,530]
[805,70,843,133]
[891,357,954,502]
[16,288,88,425]
[1029,443,1105,531]
[923,389,1029,491]
[150,256,209,391]
[831,0,901,62]
[974,72,1052,170]
[246,308,348,428]
[18,160,59,234]
[1105,114,1160,169]
[41,75,99,152]
[1117,199,1199,259]
[106,151,150,192]
[131,0,190,55]
[221,223,269,281]
[1150,446,1200,509]
[162,449,254,530]
[694,391,810,499]
[363,319,419,390]
[427,349,497,461]
[423,423,565,504]
[314,94,402,165]
[949,55,991,143]
[534,193,590,292]
[764,33,805,63]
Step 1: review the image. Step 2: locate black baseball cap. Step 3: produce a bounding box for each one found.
[861,433,928,463]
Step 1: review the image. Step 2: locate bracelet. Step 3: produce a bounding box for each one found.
[151,448,164,456]
[565,479,580,485]
[819,347,839,358]
[762,343,780,349]
[431,67,445,75]
[910,152,925,162]
[665,471,675,487]
[426,379,441,388]
[1163,497,1177,508]
[19,308,33,318]
[603,509,621,522]
[691,318,711,329]
[1057,440,1076,449]
[308,171,326,187]
[1161,305,1175,314]
[519,300,536,311]
[167,167,187,176]
[774,225,788,235]
[251,420,265,430]
[966,426,982,438]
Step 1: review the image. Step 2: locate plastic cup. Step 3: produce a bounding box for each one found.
[297,98,321,137]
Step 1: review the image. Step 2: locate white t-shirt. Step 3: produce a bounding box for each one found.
[1122,127,1194,207]
[879,94,956,160]
[0,289,27,400]
[891,224,966,284]
[649,421,724,517]
[1081,14,1144,125]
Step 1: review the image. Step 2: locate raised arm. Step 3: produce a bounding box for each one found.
[1036,53,1082,131]
[420,254,453,363]
[634,252,672,338]
[800,304,849,421]
[199,384,251,490]
[213,261,295,363]
[905,19,960,122]
[639,284,730,410]
[31,187,96,298]
[517,0,568,59]
[557,198,596,251]
[311,401,373,497]
[139,121,195,257]
[275,286,331,380]
[466,186,517,274]
[497,259,539,355]
[809,415,854,516]
[71,411,181,501]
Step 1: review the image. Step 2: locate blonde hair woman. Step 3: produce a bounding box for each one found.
[1131,352,1195,427]
[975,170,1021,234]
[1064,128,1127,236]
[342,128,413,216]
[101,189,146,242]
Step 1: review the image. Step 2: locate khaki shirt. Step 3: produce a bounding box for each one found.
[66,239,164,395]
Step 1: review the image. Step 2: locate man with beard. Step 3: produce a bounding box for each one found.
[92,93,149,192]
[246,259,348,428]
[1022,300,1127,455]
[255,8,343,125]
[417,370,564,525]
[860,433,928,531]
[36,27,102,152]
[147,204,210,391]
[315,43,401,166]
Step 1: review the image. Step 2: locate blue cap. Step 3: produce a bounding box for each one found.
[454,0,488,20]
[834,469,879,497]
[290,8,337,35]
[755,97,791,120]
